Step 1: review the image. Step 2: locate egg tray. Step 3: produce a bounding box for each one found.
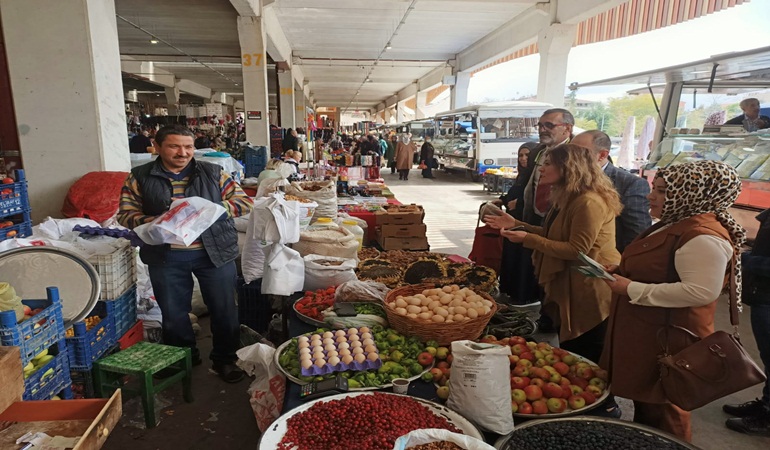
[300,354,382,377]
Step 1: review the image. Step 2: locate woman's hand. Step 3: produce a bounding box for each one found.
[484,212,517,229]
[604,264,619,274]
[604,274,631,296]
[506,199,517,211]
[500,229,527,243]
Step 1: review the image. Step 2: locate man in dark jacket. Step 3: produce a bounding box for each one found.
[117,125,253,383]
[571,130,651,252]
[723,208,770,436]
[724,98,770,132]
[129,128,152,154]
[419,137,436,179]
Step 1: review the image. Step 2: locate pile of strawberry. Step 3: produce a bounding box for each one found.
[277,393,461,450]
[295,287,336,321]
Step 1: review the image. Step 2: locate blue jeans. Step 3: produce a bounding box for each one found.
[148,254,239,365]
[750,303,770,405]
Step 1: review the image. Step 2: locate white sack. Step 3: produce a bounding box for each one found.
[261,243,304,296]
[250,194,300,244]
[302,255,357,291]
[134,197,226,246]
[393,429,495,450]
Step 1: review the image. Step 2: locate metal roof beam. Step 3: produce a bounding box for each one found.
[177,79,212,99]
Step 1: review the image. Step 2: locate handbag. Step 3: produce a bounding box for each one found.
[657,256,766,411]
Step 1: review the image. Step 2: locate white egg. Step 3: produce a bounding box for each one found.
[334,329,346,337]
[352,347,364,355]
[298,336,309,343]
[299,353,312,361]
[328,356,340,365]
[327,350,339,358]
[312,345,324,353]
[342,354,354,364]
[311,334,321,341]
[354,353,366,363]
[367,352,379,362]
[298,341,309,349]
[324,344,336,352]
[339,349,351,357]
[350,341,362,348]
[361,332,372,340]
[299,347,311,355]
[338,342,350,350]
[301,359,313,369]
[310,339,321,348]
[312,351,325,360]
[347,328,359,335]
[364,345,377,353]
[362,338,374,347]
[322,331,334,339]
[335,336,348,344]
[323,338,334,346]
[359,327,370,334]
[349,335,360,342]
[314,359,326,368]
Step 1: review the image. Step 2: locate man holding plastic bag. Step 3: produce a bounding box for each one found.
[118,125,253,383]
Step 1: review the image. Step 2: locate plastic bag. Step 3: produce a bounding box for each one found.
[134,197,226,246]
[250,194,300,244]
[261,243,304,296]
[0,282,24,322]
[303,255,357,291]
[256,176,289,199]
[323,312,387,329]
[241,211,268,284]
[61,171,129,222]
[393,429,495,450]
[334,280,390,303]
[447,340,514,434]
[236,343,286,432]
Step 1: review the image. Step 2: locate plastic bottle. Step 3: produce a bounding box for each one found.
[341,220,364,250]
[307,217,339,231]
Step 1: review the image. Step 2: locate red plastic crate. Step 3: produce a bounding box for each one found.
[118,320,143,350]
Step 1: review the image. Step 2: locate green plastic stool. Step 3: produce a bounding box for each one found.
[93,341,193,428]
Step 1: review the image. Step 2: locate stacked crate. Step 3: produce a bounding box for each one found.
[0,287,73,400]
[244,145,268,178]
[374,204,429,251]
[0,170,32,241]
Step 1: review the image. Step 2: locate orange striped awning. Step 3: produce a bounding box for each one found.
[472,0,749,75]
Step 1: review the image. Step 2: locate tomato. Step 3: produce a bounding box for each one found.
[1,177,14,185]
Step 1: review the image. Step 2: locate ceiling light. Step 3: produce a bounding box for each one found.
[149,39,159,44]
[385,43,392,50]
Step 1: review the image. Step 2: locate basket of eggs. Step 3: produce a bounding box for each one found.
[383,284,498,345]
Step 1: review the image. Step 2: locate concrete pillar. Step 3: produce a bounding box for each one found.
[415,89,428,119]
[278,68,295,129]
[536,23,576,108]
[396,101,406,124]
[294,81,304,130]
[0,0,129,222]
[384,107,393,124]
[450,71,470,110]
[237,16,270,146]
[165,83,180,115]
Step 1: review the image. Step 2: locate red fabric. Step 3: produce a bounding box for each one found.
[243,187,257,197]
[61,171,129,222]
[468,225,503,273]
[535,182,551,213]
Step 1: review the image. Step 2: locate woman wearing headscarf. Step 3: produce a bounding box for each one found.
[395,133,416,180]
[281,128,299,152]
[601,160,746,442]
[419,136,436,179]
[385,134,397,174]
[493,144,623,361]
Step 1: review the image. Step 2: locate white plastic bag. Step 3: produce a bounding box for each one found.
[447,340,514,434]
[393,429,495,450]
[241,212,268,284]
[261,243,304,296]
[256,176,289,199]
[303,254,357,291]
[236,343,286,432]
[250,194,300,244]
[134,197,226,246]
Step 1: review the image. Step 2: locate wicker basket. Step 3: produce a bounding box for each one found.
[382,284,498,345]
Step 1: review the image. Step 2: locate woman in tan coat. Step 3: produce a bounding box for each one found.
[489,144,622,362]
[395,133,416,180]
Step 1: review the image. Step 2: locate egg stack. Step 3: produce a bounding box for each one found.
[298,327,381,375]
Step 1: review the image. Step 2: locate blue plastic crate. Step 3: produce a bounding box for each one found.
[66,301,116,371]
[0,169,29,217]
[0,287,66,367]
[244,146,268,177]
[23,339,73,401]
[105,284,138,338]
[0,211,32,241]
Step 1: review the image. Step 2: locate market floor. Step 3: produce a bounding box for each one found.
[105,167,770,449]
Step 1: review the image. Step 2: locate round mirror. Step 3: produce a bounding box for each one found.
[0,247,101,328]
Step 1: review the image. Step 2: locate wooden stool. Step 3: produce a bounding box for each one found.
[93,341,193,428]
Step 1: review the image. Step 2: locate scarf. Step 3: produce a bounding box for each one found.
[655,160,746,308]
[399,133,411,145]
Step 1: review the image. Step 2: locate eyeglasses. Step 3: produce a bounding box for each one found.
[536,122,568,130]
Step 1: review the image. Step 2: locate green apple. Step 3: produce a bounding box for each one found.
[562,354,579,366]
[436,386,450,400]
[568,395,586,410]
[511,388,527,404]
[546,397,567,413]
[435,347,450,360]
[425,346,437,356]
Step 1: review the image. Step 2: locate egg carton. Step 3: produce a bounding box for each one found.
[298,327,382,376]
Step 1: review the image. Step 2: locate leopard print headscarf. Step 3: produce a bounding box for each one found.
[656,160,746,309]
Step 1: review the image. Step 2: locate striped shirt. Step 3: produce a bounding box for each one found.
[117,162,252,250]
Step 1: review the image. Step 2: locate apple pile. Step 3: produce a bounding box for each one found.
[418,343,452,401]
[23,348,55,380]
[431,335,609,416]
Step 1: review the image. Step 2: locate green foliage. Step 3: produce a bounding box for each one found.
[604,95,661,137]
[575,118,598,131]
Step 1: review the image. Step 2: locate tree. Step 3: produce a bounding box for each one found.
[605,95,661,137]
[576,102,610,132]
[575,117,598,130]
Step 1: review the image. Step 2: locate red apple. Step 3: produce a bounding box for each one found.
[512,365,530,377]
[436,361,450,370]
[552,362,570,376]
[593,367,608,381]
[23,305,32,316]
[579,391,597,405]
[510,336,527,346]
[511,344,528,355]
[500,337,511,345]
[429,368,443,380]
[530,367,550,380]
[417,352,434,366]
[544,354,561,365]
[569,385,584,395]
[532,399,549,415]
[567,375,589,390]
[547,397,568,413]
[479,335,497,344]
[511,376,531,390]
[440,367,451,379]
[523,385,543,401]
[519,352,535,362]
[542,382,563,399]
[511,388,527,404]
[568,395,586,410]
[508,354,520,365]
[585,384,603,396]
[559,377,572,389]
[536,342,552,351]
[518,401,533,414]
[576,365,595,380]
[529,378,545,388]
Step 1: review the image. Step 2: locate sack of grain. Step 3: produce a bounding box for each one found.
[293,227,358,261]
[285,180,337,220]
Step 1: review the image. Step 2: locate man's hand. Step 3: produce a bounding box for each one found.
[506,199,517,211]
[604,264,619,274]
[500,229,527,243]
[490,199,503,206]
[483,212,517,229]
[604,274,631,296]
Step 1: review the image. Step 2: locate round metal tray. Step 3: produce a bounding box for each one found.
[259,392,484,449]
[292,297,327,327]
[494,417,700,450]
[274,337,433,389]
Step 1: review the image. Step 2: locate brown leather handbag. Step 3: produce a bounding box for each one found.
[657,258,767,411]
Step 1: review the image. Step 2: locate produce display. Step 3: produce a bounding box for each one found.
[430,335,609,417]
[483,309,537,339]
[501,419,691,450]
[407,442,463,450]
[284,194,314,203]
[386,285,493,323]
[277,326,433,388]
[276,393,463,450]
[64,315,103,337]
[357,247,380,261]
[22,348,54,379]
[294,287,337,322]
[357,254,497,292]
[298,327,381,375]
[293,286,388,327]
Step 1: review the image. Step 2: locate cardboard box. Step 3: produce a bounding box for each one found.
[379,223,427,238]
[374,204,425,225]
[376,230,430,251]
[0,347,23,412]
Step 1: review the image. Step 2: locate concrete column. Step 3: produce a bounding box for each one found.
[165,83,180,115]
[237,15,270,146]
[278,68,295,129]
[415,89,428,119]
[396,101,406,124]
[0,0,129,222]
[294,81,304,130]
[536,23,576,108]
[450,71,470,110]
[384,107,393,124]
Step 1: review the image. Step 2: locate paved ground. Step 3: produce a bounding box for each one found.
[106,167,769,449]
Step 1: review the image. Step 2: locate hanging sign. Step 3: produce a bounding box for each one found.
[247,111,262,120]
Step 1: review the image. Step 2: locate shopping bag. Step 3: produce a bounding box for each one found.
[261,243,304,296]
[250,194,300,244]
[236,343,286,432]
[134,197,226,246]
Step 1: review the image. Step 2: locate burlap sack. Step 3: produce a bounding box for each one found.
[293,227,358,261]
[285,180,337,220]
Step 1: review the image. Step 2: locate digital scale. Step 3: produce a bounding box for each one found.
[299,373,349,401]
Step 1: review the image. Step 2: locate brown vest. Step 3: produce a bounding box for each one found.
[601,213,730,404]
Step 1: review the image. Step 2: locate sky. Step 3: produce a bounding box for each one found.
[467,0,770,104]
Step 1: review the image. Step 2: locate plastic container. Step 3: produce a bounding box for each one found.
[307,217,339,231]
[65,301,115,371]
[104,284,138,338]
[87,241,137,300]
[23,339,73,401]
[0,287,66,367]
[341,220,364,249]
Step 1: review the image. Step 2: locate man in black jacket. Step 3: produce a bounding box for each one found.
[723,209,770,435]
[118,126,253,383]
[724,98,770,132]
